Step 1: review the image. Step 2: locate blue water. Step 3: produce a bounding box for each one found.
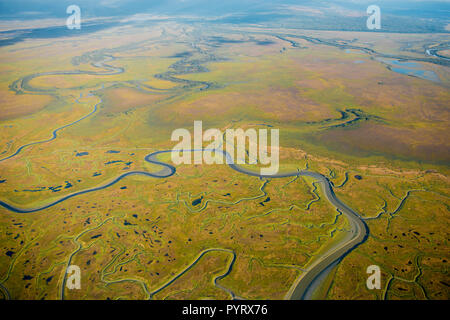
[376,58,440,82]
[391,67,441,82]
[378,58,420,68]
[0,97,101,163]
[76,152,89,157]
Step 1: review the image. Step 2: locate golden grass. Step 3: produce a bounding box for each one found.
[0,89,53,120]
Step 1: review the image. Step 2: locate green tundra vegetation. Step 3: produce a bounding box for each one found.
[0,22,448,300]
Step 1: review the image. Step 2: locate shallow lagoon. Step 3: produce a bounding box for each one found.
[376,58,440,82]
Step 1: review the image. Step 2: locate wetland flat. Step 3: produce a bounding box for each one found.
[0,1,449,301]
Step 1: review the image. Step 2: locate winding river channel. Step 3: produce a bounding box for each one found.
[0,148,368,299]
[0,97,101,163]
[0,38,374,299]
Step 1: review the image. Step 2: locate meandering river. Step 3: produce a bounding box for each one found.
[0,148,368,299]
[0,40,370,299]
